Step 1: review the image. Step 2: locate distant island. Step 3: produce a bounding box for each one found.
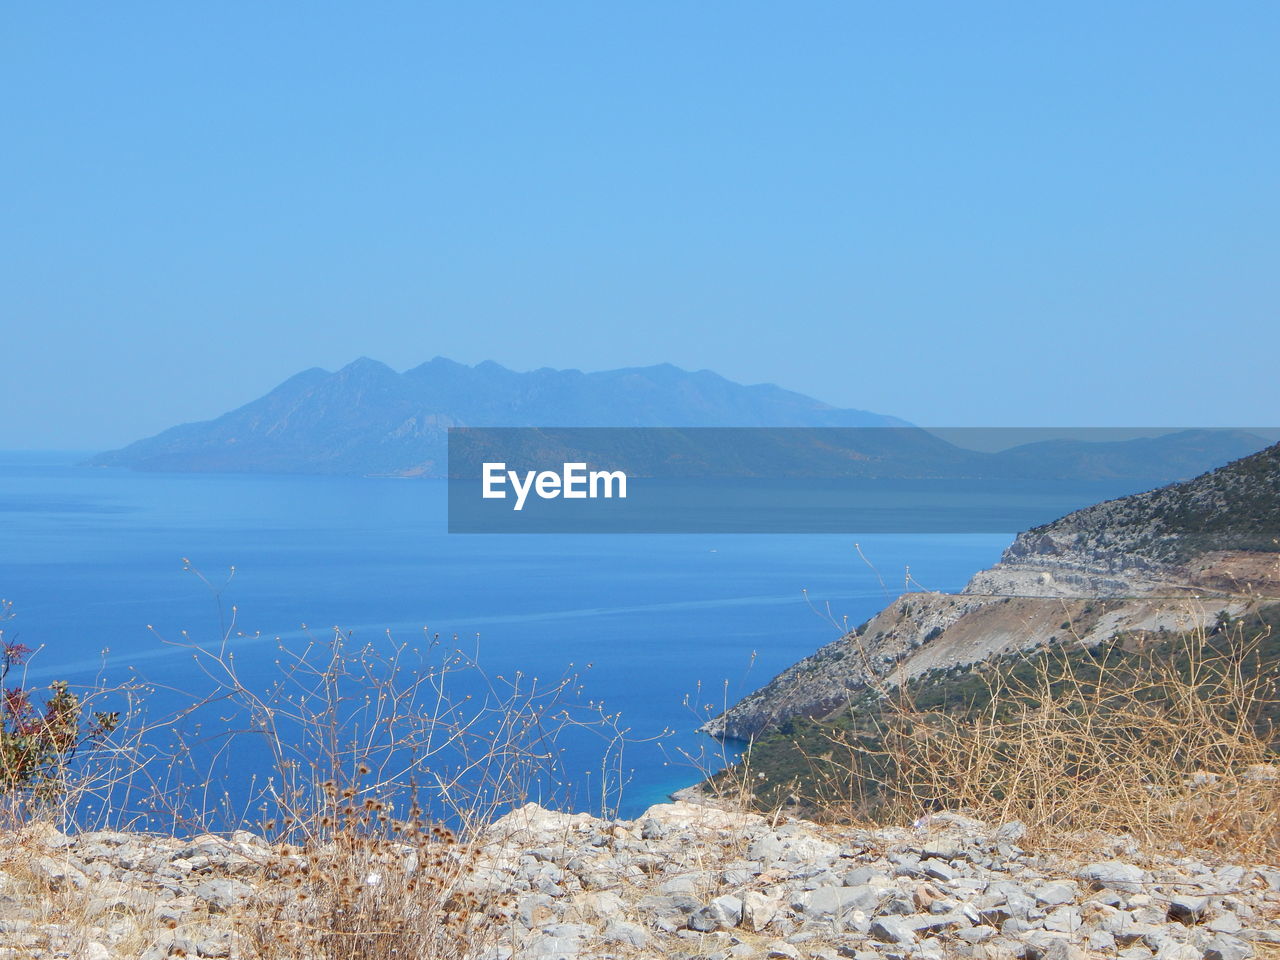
[86,357,903,477]
[88,357,1270,483]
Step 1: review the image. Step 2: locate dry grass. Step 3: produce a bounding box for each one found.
[239,786,505,960]
[0,562,653,960]
[138,568,645,960]
[803,610,1280,858]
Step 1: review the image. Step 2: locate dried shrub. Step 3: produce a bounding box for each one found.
[809,611,1280,857]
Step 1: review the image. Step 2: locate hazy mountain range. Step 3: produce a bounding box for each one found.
[88,357,903,476]
[88,357,1270,482]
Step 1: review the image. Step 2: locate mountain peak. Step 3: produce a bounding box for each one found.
[338,356,398,376]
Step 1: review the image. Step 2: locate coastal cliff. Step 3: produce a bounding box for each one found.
[706,443,1280,742]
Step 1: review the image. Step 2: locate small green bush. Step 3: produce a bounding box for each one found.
[1,612,120,802]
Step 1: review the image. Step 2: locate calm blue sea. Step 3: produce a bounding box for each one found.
[0,451,1016,823]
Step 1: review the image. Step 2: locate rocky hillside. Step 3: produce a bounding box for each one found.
[3,801,1277,960]
[999,441,1280,572]
[707,443,1280,742]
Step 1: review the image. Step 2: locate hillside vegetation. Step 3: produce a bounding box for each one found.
[712,603,1280,855]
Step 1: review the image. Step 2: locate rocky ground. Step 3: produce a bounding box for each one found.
[1,801,1277,960]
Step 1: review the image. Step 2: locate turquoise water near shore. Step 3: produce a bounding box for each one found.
[1,451,1013,820]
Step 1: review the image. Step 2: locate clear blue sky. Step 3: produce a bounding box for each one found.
[3,3,1277,449]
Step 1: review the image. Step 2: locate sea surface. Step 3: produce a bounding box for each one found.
[1,451,1053,823]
